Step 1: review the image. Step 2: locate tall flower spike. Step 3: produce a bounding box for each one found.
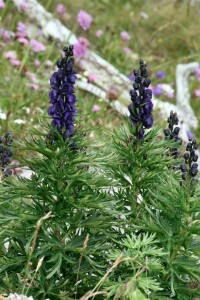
[0,131,13,176]
[180,138,198,190]
[48,45,77,141]
[128,59,153,140]
[164,111,182,158]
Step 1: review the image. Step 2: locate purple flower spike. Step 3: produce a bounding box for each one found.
[48,45,77,140]
[0,131,13,176]
[128,59,154,140]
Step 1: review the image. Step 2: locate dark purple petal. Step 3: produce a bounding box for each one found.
[144,89,152,97]
[48,106,55,116]
[143,116,153,129]
[50,77,58,86]
[49,89,58,103]
[144,101,153,113]
[68,74,77,83]
[137,127,145,140]
[68,94,76,103]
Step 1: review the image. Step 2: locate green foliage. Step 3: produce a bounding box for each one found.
[98,119,200,299]
[0,124,125,299]
[1,112,199,299]
[105,233,165,299]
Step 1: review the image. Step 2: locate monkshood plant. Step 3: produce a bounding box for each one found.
[0,50,199,300]
[98,61,200,299]
[0,46,126,299]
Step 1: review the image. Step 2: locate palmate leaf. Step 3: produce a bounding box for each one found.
[138,275,163,293]
[129,288,148,300]
[120,232,160,249]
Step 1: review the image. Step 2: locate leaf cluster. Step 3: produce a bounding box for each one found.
[0,118,199,299]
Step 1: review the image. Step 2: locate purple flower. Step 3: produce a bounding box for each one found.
[92,104,101,112]
[129,73,135,81]
[95,29,104,38]
[153,84,163,95]
[18,37,29,44]
[19,0,28,11]
[45,60,53,67]
[181,138,198,189]
[155,71,166,79]
[123,47,132,55]
[74,41,87,58]
[78,36,90,47]
[10,59,20,67]
[140,11,149,19]
[0,131,13,176]
[4,51,17,60]
[163,111,182,159]
[88,74,98,83]
[165,93,174,99]
[128,59,154,140]
[0,29,14,43]
[0,0,5,9]
[77,10,93,30]
[16,22,27,38]
[30,39,46,52]
[194,90,200,97]
[196,67,200,81]
[48,45,77,140]
[187,131,194,139]
[34,60,40,67]
[56,3,66,16]
[120,31,130,42]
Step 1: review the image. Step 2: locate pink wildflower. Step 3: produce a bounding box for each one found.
[45,60,53,67]
[88,74,98,83]
[4,51,17,60]
[10,59,20,67]
[120,31,130,42]
[30,39,46,52]
[194,90,200,97]
[95,29,104,38]
[92,104,101,113]
[16,22,27,38]
[26,71,37,82]
[0,0,5,9]
[78,36,90,47]
[0,30,14,43]
[77,10,93,30]
[165,93,174,99]
[74,41,87,58]
[18,37,29,44]
[19,0,28,11]
[196,68,200,81]
[56,3,66,16]
[1,31,10,42]
[123,47,132,55]
[140,11,149,19]
[34,60,40,67]
[26,83,39,90]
